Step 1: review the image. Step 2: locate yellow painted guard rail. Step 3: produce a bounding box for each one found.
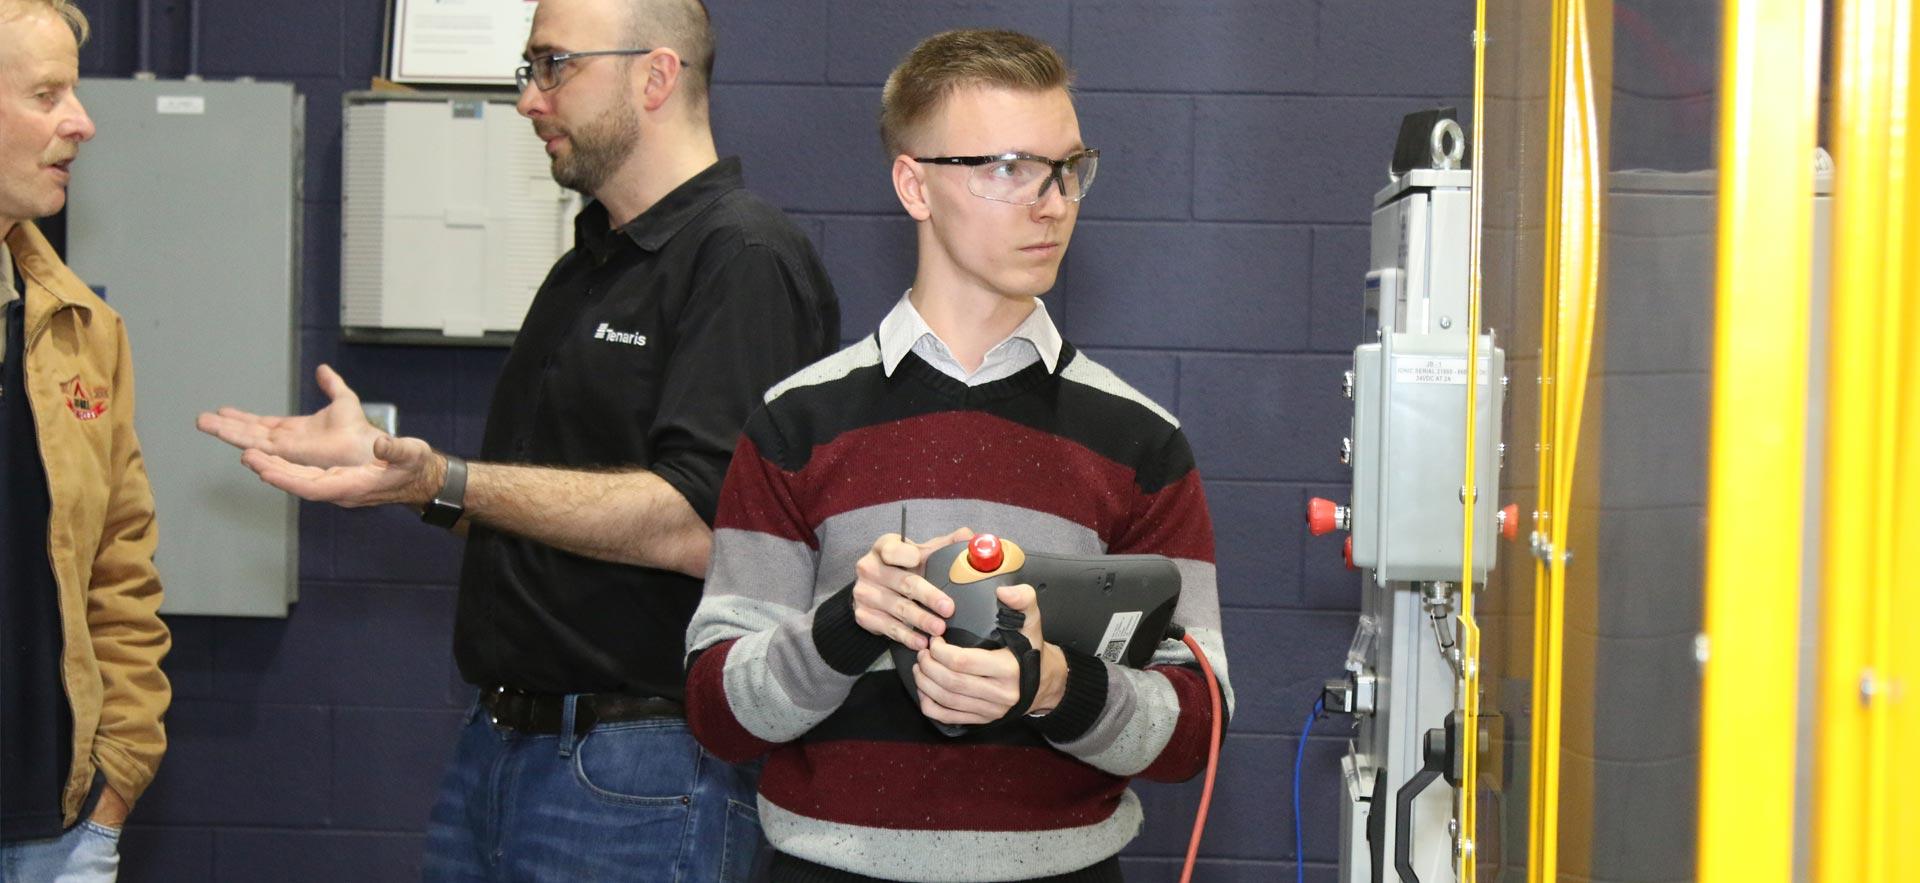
[1697,0,1820,880]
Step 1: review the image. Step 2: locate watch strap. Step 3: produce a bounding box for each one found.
[420,455,468,528]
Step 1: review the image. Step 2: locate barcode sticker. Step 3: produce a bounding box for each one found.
[1097,611,1143,664]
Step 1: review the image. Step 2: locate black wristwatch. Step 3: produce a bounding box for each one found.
[420,455,468,529]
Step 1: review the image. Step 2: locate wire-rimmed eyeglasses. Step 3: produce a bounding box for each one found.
[515,48,657,92]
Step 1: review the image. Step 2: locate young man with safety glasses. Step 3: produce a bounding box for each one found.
[685,28,1232,882]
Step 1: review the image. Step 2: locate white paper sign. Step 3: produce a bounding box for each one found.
[389,0,539,86]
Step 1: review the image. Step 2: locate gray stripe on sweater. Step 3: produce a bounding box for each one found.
[1170,559,1221,632]
[1059,354,1179,428]
[1163,560,1235,712]
[700,528,821,616]
[1060,664,1174,776]
[1053,617,1231,775]
[688,593,794,655]
[1158,625,1233,715]
[720,619,857,742]
[764,337,881,403]
[760,789,1143,882]
[693,530,860,741]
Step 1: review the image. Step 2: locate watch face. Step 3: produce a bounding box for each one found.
[421,499,462,528]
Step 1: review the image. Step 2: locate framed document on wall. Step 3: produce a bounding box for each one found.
[386,0,538,87]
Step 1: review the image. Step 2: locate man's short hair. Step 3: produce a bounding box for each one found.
[624,0,714,108]
[880,29,1072,158]
[0,0,89,44]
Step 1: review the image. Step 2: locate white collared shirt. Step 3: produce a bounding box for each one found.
[876,290,1063,386]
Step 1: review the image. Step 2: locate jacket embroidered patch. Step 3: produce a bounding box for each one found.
[62,375,108,420]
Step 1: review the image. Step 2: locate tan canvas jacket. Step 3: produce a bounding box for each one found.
[6,221,170,825]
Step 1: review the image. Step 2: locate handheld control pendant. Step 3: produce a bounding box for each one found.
[891,533,1182,736]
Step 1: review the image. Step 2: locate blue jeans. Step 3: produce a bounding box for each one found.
[0,820,121,882]
[422,700,762,882]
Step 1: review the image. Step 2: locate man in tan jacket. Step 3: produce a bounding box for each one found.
[0,1,170,878]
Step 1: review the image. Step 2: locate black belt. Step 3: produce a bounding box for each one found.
[480,686,684,735]
[768,853,1122,883]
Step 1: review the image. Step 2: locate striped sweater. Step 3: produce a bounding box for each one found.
[684,337,1233,882]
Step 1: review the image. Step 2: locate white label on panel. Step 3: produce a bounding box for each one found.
[156,95,206,115]
[1394,356,1492,385]
[1097,611,1143,664]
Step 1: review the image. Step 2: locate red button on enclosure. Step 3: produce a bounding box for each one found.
[1344,536,1355,571]
[1501,503,1520,541]
[1307,498,1341,536]
[967,533,1005,572]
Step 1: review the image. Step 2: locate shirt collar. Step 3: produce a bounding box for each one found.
[877,290,1063,377]
[577,156,745,261]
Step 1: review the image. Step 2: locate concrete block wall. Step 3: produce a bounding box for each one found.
[69,1,1473,878]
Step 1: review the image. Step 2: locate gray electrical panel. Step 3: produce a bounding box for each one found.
[65,78,303,617]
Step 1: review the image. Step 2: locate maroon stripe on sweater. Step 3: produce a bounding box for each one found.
[1111,469,1214,563]
[685,639,781,763]
[759,739,1128,831]
[789,412,1182,536]
[714,435,819,546]
[1135,665,1219,782]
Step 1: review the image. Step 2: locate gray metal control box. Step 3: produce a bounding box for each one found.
[1349,335,1504,582]
[65,78,303,617]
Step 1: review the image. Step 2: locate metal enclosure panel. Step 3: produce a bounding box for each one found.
[65,78,302,617]
[1378,335,1504,581]
[340,91,576,341]
[1348,339,1505,581]
[1351,344,1383,566]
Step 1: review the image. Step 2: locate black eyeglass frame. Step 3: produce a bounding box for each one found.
[912,149,1102,205]
[515,48,658,92]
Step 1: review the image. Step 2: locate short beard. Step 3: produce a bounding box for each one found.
[550,86,641,196]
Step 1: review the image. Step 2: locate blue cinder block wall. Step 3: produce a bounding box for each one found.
[71,1,1470,879]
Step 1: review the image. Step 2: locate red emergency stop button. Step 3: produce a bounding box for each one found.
[1500,503,1520,541]
[1344,536,1355,571]
[967,533,1004,572]
[1307,498,1347,536]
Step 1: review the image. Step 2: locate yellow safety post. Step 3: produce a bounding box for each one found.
[1893,32,1920,871]
[1525,1,1603,881]
[1524,0,1566,875]
[1456,0,1489,879]
[1818,0,1914,880]
[1697,0,1821,882]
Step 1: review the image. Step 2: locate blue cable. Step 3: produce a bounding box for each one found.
[1294,695,1326,883]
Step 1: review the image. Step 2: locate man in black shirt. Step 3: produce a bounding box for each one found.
[198,0,838,878]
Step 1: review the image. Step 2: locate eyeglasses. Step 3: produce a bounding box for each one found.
[515,48,656,92]
[913,149,1100,206]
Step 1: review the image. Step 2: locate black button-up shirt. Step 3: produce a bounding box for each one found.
[455,157,839,698]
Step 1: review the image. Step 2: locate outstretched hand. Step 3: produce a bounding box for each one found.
[238,433,444,509]
[197,364,383,468]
